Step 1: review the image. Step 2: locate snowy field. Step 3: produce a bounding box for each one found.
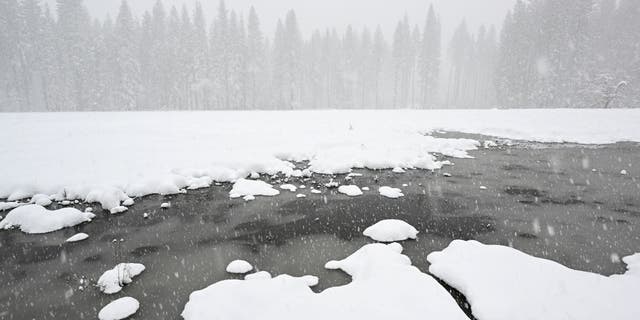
[2,109,640,319]
[1,109,640,213]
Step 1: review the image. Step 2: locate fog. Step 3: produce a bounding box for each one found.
[49,0,516,39]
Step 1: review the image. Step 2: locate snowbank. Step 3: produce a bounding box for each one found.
[182,242,468,320]
[363,220,419,242]
[378,186,404,199]
[427,240,640,320]
[1,110,638,210]
[0,202,22,211]
[97,263,146,294]
[98,297,139,320]
[0,205,95,234]
[229,179,280,198]
[226,260,253,274]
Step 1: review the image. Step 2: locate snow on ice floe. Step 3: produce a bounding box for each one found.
[230,179,280,198]
[2,110,640,211]
[280,184,297,192]
[98,297,139,320]
[427,240,640,320]
[97,263,146,294]
[182,242,468,320]
[66,233,89,243]
[363,220,418,242]
[226,260,253,274]
[378,186,404,199]
[0,205,95,234]
[338,185,363,197]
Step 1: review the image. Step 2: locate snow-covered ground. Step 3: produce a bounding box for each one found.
[2,109,638,212]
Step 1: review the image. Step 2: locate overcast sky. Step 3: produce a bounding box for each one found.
[50,0,516,41]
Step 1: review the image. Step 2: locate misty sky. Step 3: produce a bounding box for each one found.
[47,0,516,40]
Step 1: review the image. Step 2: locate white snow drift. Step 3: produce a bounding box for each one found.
[1,110,639,210]
[182,242,468,320]
[427,240,640,320]
[0,205,95,234]
[363,219,419,242]
[97,263,146,294]
[98,297,140,320]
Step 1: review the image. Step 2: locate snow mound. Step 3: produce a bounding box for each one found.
[30,194,52,206]
[97,263,146,294]
[280,184,297,192]
[245,271,272,281]
[230,179,280,198]
[182,242,468,320]
[427,240,640,320]
[0,205,95,234]
[110,206,128,214]
[362,220,418,242]
[226,260,253,274]
[66,233,89,243]
[378,186,404,199]
[98,297,140,320]
[338,185,363,197]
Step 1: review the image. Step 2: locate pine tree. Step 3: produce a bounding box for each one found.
[418,4,441,108]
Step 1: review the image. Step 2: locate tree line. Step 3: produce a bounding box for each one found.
[0,0,637,111]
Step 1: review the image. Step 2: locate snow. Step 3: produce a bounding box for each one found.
[363,220,419,242]
[296,194,306,198]
[338,185,363,197]
[230,179,280,199]
[379,186,404,199]
[98,297,140,320]
[0,202,22,211]
[66,233,89,243]
[427,240,640,320]
[280,184,297,192]
[245,271,272,281]
[122,198,134,206]
[0,205,95,234]
[310,189,322,194]
[392,167,406,173]
[1,110,639,211]
[182,242,468,320]
[110,206,128,214]
[97,263,146,294]
[30,194,52,206]
[226,260,253,274]
[621,169,628,175]
[160,202,171,208]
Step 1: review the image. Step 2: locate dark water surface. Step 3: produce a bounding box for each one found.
[1,137,639,319]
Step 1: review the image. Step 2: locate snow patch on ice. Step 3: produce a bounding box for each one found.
[0,205,95,234]
[280,184,297,192]
[226,260,253,274]
[98,297,139,320]
[363,219,418,242]
[338,185,363,197]
[428,240,640,320]
[97,263,146,294]
[66,233,89,243]
[378,186,404,199]
[230,179,280,199]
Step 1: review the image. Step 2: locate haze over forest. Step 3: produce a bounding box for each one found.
[0,0,638,111]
